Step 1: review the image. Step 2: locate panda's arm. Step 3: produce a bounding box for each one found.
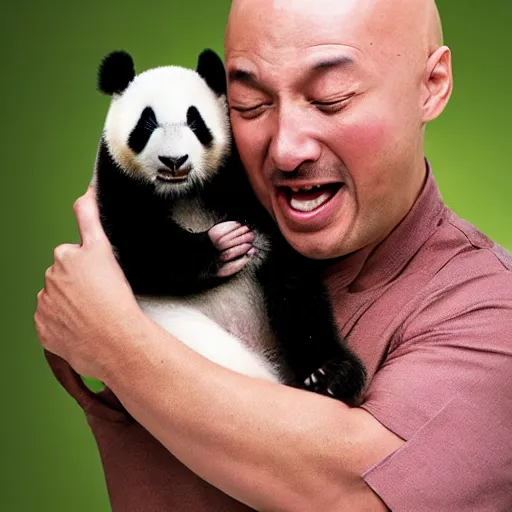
[260,252,366,405]
[115,224,229,295]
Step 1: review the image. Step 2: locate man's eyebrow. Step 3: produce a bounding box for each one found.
[227,68,272,94]
[227,56,356,91]
[228,68,258,85]
[311,55,355,72]
[228,57,354,81]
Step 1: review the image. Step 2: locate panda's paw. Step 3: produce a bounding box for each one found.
[208,221,257,277]
[304,359,366,406]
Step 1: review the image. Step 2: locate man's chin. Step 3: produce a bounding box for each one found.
[278,227,349,260]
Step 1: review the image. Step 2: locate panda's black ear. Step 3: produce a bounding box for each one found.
[97,51,136,95]
[196,49,227,97]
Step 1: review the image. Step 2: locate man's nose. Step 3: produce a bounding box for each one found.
[269,108,321,172]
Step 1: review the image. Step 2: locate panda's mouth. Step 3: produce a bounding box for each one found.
[156,168,190,183]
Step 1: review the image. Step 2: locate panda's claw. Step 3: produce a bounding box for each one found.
[304,366,343,399]
[303,359,366,405]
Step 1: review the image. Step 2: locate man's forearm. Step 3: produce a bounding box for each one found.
[104,314,403,511]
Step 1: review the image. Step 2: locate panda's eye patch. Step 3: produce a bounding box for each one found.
[187,106,213,148]
[128,107,158,154]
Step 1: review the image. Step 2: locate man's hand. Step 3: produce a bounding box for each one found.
[34,187,143,381]
[208,221,257,277]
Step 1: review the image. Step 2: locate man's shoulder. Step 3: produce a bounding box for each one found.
[417,207,512,290]
[400,207,512,334]
[440,207,512,272]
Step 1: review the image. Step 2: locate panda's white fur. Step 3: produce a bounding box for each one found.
[136,272,280,383]
[136,271,282,384]
[95,60,283,384]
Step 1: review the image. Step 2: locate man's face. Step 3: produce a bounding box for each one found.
[225,0,435,259]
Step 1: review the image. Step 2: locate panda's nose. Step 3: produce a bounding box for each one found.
[158,155,189,170]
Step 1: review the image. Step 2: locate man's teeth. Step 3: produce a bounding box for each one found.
[290,185,322,193]
[290,191,332,212]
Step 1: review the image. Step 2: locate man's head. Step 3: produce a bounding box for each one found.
[224,0,452,259]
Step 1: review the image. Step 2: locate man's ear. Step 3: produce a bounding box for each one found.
[197,49,227,97]
[420,46,453,123]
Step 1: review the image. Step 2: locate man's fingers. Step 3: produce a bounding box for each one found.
[217,256,250,277]
[209,221,241,240]
[219,226,251,244]
[73,186,108,247]
[219,243,254,262]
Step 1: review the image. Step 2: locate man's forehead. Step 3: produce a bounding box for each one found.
[226,0,441,64]
[226,0,368,52]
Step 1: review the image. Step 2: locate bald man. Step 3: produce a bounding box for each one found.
[35,1,512,511]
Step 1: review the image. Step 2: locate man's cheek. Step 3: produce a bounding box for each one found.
[334,115,391,169]
[329,117,398,208]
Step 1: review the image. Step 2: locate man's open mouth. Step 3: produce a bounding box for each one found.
[280,183,343,213]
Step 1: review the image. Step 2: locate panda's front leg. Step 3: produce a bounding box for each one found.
[116,221,257,295]
[208,221,258,277]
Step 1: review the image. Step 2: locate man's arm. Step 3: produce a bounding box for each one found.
[104,312,404,512]
[35,188,403,512]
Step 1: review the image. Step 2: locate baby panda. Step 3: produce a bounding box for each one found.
[93,48,366,404]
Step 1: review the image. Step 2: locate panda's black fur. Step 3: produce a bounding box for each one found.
[93,49,366,405]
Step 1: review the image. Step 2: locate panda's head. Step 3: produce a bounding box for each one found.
[98,49,230,197]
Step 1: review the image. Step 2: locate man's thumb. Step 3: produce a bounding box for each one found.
[73,187,107,246]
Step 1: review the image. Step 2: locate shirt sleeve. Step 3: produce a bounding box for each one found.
[359,264,512,511]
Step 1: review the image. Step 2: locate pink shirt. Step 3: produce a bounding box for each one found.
[324,162,512,510]
[45,162,512,511]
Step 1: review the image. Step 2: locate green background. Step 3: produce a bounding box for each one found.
[2,1,510,510]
